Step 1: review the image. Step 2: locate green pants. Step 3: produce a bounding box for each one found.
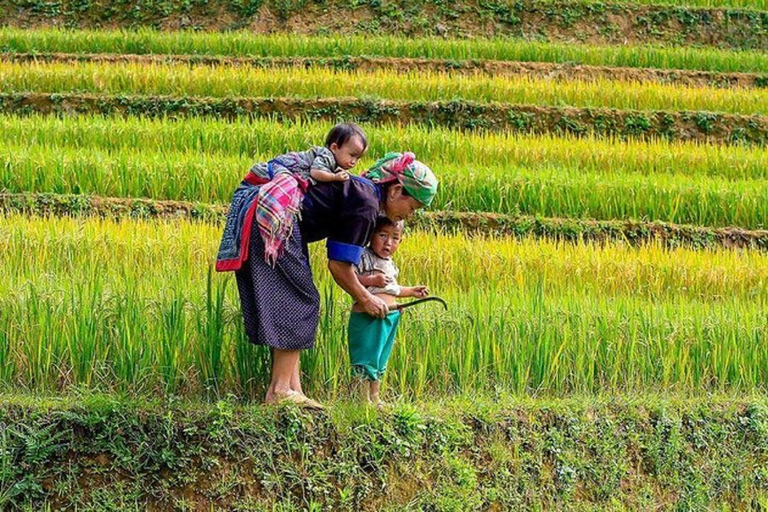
[347,311,402,381]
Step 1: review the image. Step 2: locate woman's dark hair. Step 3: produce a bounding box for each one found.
[380,181,411,199]
[325,122,368,150]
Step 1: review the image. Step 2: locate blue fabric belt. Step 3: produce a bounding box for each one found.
[327,240,364,264]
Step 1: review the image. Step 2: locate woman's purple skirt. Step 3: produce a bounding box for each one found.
[235,222,320,350]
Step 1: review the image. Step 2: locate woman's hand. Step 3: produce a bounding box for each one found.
[328,260,388,318]
[361,294,389,318]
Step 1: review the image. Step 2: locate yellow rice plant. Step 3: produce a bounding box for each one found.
[1,61,766,115]
[1,215,765,397]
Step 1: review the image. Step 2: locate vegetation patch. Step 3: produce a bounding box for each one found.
[0,193,228,223]
[422,210,768,251]
[0,393,766,510]
[2,92,766,145]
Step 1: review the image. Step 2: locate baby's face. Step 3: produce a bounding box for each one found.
[330,135,366,170]
[370,224,403,259]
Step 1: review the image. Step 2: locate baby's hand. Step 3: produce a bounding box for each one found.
[370,273,392,288]
[412,286,429,298]
[335,171,350,182]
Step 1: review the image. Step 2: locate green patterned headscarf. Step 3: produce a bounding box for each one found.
[362,152,438,207]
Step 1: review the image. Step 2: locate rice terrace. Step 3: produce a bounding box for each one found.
[0,0,767,509]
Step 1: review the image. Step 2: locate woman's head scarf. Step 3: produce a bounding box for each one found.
[362,152,438,207]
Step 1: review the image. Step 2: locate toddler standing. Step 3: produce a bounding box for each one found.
[348,217,428,405]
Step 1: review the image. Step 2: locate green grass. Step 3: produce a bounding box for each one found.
[3,60,766,115]
[3,139,767,228]
[3,28,767,73]
[5,114,767,181]
[1,215,766,398]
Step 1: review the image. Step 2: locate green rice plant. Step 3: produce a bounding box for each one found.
[196,268,228,393]
[2,28,767,73]
[0,215,765,398]
[2,141,766,228]
[4,114,767,182]
[158,293,188,394]
[111,286,153,388]
[1,61,766,115]
[0,144,245,201]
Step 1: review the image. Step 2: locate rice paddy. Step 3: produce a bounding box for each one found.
[2,215,765,397]
[2,114,767,228]
[5,143,768,227]
[6,115,768,182]
[3,28,768,73]
[1,26,766,399]
[3,60,767,115]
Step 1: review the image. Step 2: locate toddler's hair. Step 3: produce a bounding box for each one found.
[325,123,368,150]
[373,216,404,234]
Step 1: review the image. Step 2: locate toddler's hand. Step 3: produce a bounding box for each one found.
[370,273,392,288]
[412,286,429,298]
[335,171,350,182]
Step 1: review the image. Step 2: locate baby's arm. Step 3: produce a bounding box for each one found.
[399,285,429,298]
[311,167,349,182]
[311,148,349,182]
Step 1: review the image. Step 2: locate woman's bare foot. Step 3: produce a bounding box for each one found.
[264,386,294,404]
[297,394,325,410]
[265,390,324,410]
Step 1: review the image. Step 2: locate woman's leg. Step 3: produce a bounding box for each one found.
[265,348,300,402]
[290,355,303,395]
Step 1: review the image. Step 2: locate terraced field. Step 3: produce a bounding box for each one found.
[1,2,767,509]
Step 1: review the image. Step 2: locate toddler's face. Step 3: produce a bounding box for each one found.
[370,224,403,259]
[330,135,366,170]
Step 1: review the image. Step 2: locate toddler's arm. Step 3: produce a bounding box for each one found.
[399,285,429,298]
[356,272,392,288]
